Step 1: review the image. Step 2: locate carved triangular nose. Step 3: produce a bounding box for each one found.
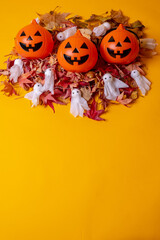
[27,36,33,40]
[116,42,122,47]
[73,48,79,53]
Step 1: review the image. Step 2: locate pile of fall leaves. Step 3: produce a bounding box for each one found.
[0,9,157,121]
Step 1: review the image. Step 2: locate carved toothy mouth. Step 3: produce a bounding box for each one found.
[63,54,89,65]
[107,48,131,58]
[19,42,43,52]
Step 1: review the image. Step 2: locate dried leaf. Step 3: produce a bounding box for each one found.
[117,92,133,105]
[114,65,126,77]
[131,91,138,100]
[125,62,145,75]
[48,55,57,65]
[131,20,145,29]
[1,81,18,96]
[79,28,92,39]
[85,13,109,27]
[80,86,92,101]
[18,72,33,89]
[110,10,130,25]
[40,92,66,106]
[84,99,105,121]
[85,71,95,79]
[130,28,144,38]
[38,9,72,30]
[68,15,88,28]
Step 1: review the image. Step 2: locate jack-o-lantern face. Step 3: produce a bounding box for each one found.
[57,30,98,72]
[100,24,139,64]
[15,20,54,59]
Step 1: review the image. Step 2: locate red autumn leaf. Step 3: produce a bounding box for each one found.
[40,92,66,112]
[105,65,119,77]
[1,81,18,96]
[84,99,105,121]
[57,70,67,78]
[61,88,71,99]
[18,71,34,88]
[53,88,71,99]
[6,59,14,69]
[79,81,89,87]
[46,100,55,112]
[123,87,136,97]
[40,92,55,112]
[40,92,55,105]
[116,92,133,106]
[22,59,32,72]
[57,79,72,89]
[100,96,110,110]
[54,88,64,96]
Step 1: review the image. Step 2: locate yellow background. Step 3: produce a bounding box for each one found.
[0,0,160,239]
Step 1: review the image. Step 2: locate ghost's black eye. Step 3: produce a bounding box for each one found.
[80,43,88,49]
[65,42,72,48]
[20,31,26,36]
[124,37,131,43]
[108,36,115,42]
[35,31,41,36]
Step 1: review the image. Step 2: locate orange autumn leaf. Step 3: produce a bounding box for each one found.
[1,81,18,96]
[117,92,133,106]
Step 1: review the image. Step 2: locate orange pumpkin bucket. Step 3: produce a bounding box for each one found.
[15,19,54,59]
[57,30,98,72]
[100,24,139,64]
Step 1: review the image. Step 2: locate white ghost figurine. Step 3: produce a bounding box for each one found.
[103,73,129,101]
[9,59,24,83]
[70,89,90,117]
[131,70,151,96]
[57,26,77,41]
[42,68,54,94]
[93,22,111,37]
[140,38,158,50]
[24,83,43,107]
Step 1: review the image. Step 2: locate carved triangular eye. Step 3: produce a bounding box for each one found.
[65,42,72,48]
[35,31,41,36]
[80,43,88,49]
[20,31,26,36]
[124,37,131,42]
[108,36,115,42]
